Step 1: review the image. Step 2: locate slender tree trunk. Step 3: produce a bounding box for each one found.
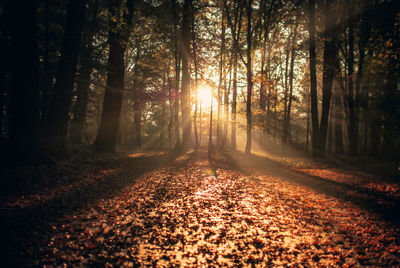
[357,7,371,155]
[94,0,134,152]
[307,0,319,156]
[224,0,243,150]
[260,46,266,112]
[361,77,370,155]
[265,27,278,141]
[8,0,41,159]
[283,17,299,145]
[223,62,231,146]
[217,4,226,148]
[168,73,173,148]
[285,15,299,145]
[333,78,344,154]
[40,0,52,132]
[383,56,400,159]
[317,0,336,155]
[180,0,192,151]
[231,50,237,149]
[160,74,167,147]
[46,0,86,153]
[0,1,12,142]
[306,93,310,151]
[174,57,181,149]
[208,89,214,160]
[192,13,199,148]
[347,5,357,156]
[172,0,181,150]
[244,0,253,154]
[70,0,100,144]
[199,102,202,146]
[133,99,142,147]
[282,32,290,144]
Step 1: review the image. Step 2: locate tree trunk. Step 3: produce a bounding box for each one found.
[167,74,173,148]
[282,31,290,144]
[0,2,11,142]
[231,50,237,150]
[192,12,199,148]
[46,0,86,153]
[306,93,310,151]
[94,0,134,152]
[217,3,226,148]
[70,0,100,144]
[180,0,192,151]
[224,0,244,151]
[172,0,181,150]
[347,5,357,156]
[361,77,370,155]
[133,100,142,147]
[333,78,344,154]
[383,55,400,159]
[285,15,299,145]
[307,0,319,156]
[244,0,253,154]
[8,0,41,159]
[317,0,336,155]
[223,64,230,147]
[208,88,214,160]
[357,7,371,155]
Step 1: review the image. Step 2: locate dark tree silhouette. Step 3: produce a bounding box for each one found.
[46,0,87,153]
[94,0,135,152]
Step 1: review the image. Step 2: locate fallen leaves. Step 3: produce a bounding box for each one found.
[3,149,400,266]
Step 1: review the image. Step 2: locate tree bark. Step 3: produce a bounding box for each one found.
[167,73,173,148]
[317,0,336,155]
[333,78,344,154]
[231,49,237,150]
[282,31,290,144]
[356,7,371,155]
[172,0,181,150]
[347,4,357,156]
[46,0,86,153]
[307,0,319,156]
[94,0,134,152]
[224,0,244,150]
[192,12,199,148]
[217,2,226,148]
[244,0,253,154]
[8,0,41,159]
[180,0,192,151]
[383,53,400,159]
[284,14,299,145]
[70,0,100,144]
[133,99,142,147]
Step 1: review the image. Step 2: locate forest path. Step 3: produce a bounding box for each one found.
[4,148,400,266]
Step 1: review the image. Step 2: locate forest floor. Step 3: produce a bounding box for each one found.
[1,147,400,266]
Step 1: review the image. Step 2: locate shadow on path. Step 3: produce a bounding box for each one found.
[214,149,400,225]
[1,149,190,266]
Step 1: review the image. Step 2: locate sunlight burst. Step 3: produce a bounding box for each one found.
[197,85,215,110]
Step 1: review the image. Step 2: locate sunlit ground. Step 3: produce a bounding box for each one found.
[8,147,398,266]
[3,125,400,266]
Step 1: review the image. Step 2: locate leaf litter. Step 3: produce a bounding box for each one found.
[3,149,400,266]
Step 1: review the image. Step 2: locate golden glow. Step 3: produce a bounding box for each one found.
[197,85,214,110]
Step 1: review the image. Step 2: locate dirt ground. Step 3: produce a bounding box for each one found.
[1,148,400,266]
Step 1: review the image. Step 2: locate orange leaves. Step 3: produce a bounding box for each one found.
[11,150,400,266]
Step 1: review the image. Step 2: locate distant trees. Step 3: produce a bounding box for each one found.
[0,0,399,162]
